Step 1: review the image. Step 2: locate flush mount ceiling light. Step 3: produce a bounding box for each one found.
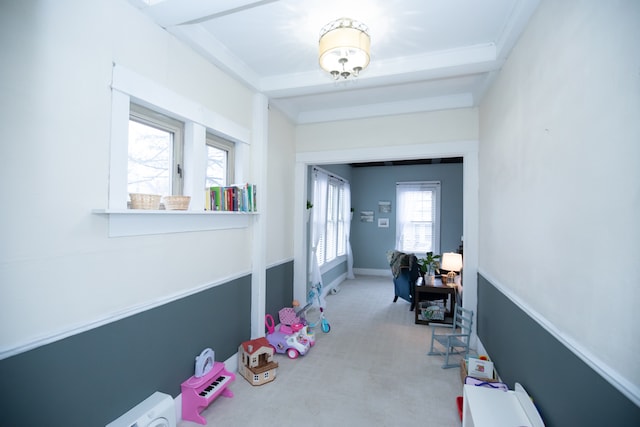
[319,17,370,80]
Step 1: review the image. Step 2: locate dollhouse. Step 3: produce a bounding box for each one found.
[238,337,279,386]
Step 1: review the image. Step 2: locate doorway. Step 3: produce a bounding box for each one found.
[293,140,479,334]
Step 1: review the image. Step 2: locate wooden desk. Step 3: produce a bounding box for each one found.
[414,277,456,325]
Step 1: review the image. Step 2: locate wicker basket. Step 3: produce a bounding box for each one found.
[162,195,191,210]
[129,193,161,210]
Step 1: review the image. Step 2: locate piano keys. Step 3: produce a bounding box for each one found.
[181,361,236,425]
[198,374,231,398]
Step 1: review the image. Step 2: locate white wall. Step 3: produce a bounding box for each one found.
[479,0,640,395]
[296,109,479,152]
[266,108,296,266]
[0,0,272,357]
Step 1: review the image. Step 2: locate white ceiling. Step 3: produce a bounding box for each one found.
[128,0,540,124]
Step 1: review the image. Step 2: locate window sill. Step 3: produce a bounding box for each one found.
[93,209,257,237]
[319,254,347,274]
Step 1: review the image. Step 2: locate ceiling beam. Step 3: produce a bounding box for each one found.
[259,44,499,98]
[138,0,279,27]
[167,24,262,91]
[290,93,474,124]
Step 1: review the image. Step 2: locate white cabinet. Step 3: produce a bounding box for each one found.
[462,383,545,427]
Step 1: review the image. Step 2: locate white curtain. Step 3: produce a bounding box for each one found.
[395,184,414,250]
[343,182,355,279]
[310,170,328,286]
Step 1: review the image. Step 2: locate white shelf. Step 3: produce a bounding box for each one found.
[93,209,258,237]
[94,209,257,215]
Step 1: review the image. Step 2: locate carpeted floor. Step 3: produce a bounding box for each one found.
[179,275,464,426]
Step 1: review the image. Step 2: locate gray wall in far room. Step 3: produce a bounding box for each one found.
[350,163,463,270]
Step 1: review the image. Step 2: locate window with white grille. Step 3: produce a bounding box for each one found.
[395,181,441,254]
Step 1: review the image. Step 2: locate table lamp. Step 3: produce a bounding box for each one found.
[441,252,463,286]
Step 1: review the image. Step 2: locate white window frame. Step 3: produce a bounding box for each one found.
[325,179,339,261]
[206,133,235,187]
[99,64,252,237]
[129,103,185,195]
[395,181,441,255]
[312,168,348,267]
[336,184,346,257]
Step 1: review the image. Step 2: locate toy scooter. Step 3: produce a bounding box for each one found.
[297,283,330,333]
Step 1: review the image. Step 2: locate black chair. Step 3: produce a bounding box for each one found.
[388,251,419,310]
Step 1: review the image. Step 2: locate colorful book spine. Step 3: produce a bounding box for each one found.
[204,183,256,212]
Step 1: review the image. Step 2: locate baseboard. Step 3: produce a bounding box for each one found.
[324,272,347,295]
[174,393,182,422]
[353,268,391,277]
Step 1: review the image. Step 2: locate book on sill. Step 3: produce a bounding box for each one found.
[204,183,256,212]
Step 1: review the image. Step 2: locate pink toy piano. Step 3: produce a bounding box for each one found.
[181,361,235,425]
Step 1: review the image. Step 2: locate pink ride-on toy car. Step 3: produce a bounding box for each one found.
[265,314,312,359]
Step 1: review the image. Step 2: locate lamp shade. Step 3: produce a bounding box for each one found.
[441,252,463,272]
[319,18,370,80]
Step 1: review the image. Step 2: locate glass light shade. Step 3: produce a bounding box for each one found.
[441,252,463,272]
[319,18,370,80]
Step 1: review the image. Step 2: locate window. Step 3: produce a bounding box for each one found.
[128,104,184,195]
[325,180,338,261]
[313,177,325,266]
[396,181,441,254]
[206,133,235,187]
[336,184,346,257]
[104,64,254,236]
[312,169,348,266]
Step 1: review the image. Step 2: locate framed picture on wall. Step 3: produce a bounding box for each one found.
[360,211,374,222]
[378,200,391,213]
[378,218,389,228]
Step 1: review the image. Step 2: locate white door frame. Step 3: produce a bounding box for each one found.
[293,140,479,336]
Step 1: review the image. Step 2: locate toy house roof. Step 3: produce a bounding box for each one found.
[241,337,272,355]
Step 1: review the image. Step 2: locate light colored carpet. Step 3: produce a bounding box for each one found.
[179,275,464,426]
